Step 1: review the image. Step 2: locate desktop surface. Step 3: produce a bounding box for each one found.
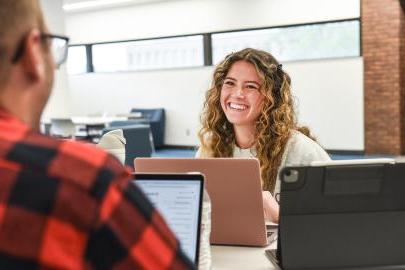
[211,244,275,270]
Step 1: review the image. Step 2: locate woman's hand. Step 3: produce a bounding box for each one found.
[262,191,279,223]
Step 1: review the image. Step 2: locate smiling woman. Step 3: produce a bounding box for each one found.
[197,48,331,223]
[220,60,264,141]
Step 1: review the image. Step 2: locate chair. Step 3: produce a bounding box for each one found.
[101,124,154,169]
[40,122,52,136]
[129,108,165,149]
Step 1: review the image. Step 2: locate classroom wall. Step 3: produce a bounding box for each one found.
[66,0,360,44]
[41,0,71,119]
[65,0,364,151]
[68,57,363,150]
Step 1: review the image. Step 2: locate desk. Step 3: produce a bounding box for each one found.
[71,116,129,126]
[211,242,276,270]
[71,116,131,143]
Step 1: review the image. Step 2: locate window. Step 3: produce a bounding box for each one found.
[67,45,87,74]
[66,20,360,74]
[92,35,204,72]
[211,20,360,64]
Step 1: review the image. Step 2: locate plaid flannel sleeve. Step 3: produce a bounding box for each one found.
[85,171,195,270]
[0,125,194,270]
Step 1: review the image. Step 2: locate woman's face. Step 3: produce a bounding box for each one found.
[220,60,265,128]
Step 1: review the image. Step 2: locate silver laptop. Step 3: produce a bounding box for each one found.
[135,157,277,246]
[133,173,204,265]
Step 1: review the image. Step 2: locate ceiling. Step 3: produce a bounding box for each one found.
[64,0,179,4]
[62,0,181,12]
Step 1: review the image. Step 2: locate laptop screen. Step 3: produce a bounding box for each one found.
[134,174,203,264]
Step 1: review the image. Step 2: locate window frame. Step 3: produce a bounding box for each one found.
[67,18,361,74]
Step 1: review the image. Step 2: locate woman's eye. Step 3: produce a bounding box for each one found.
[224,81,234,86]
[246,84,259,90]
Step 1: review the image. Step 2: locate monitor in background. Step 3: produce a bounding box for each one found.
[133,173,204,265]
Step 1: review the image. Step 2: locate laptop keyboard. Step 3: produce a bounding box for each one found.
[266,225,278,244]
[267,230,275,238]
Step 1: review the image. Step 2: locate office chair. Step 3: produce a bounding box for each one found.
[129,108,165,149]
[40,122,52,136]
[101,124,154,169]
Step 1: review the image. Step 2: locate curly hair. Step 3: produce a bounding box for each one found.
[199,48,313,193]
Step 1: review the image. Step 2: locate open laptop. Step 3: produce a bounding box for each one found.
[266,158,405,270]
[135,158,275,246]
[133,173,204,266]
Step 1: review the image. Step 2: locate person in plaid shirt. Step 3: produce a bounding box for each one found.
[0,1,194,269]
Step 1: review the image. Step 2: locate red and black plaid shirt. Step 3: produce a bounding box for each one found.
[0,109,194,270]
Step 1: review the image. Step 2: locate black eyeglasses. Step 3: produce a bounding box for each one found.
[11,33,70,68]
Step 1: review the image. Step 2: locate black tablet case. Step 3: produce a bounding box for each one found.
[278,162,405,269]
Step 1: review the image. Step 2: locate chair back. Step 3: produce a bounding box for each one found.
[130,108,165,148]
[103,124,154,169]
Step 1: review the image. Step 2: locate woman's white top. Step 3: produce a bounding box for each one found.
[196,130,331,199]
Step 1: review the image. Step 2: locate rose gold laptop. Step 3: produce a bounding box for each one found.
[134,158,269,247]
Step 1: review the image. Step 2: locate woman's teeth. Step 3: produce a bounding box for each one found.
[229,102,247,111]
